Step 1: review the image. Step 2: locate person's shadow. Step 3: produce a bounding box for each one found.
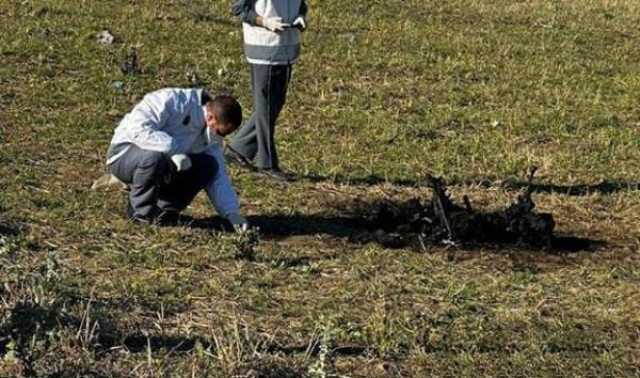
[300,173,640,196]
[187,210,604,255]
[186,212,358,240]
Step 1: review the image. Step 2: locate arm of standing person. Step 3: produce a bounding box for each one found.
[232,0,289,31]
[292,0,308,30]
[299,0,308,17]
[231,0,258,25]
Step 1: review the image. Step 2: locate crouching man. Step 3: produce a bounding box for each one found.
[106,88,249,231]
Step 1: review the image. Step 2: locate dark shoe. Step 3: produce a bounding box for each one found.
[257,168,295,182]
[127,201,178,226]
[224,146,255,171]
[155,210,180,226]
[129,212,178,227]
[130,213,154,225]
[127,202,154,225]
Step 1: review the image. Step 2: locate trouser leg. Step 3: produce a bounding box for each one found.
[109,144,170,219]
[229,64,291,169]
[156,154,218,212]
[229,113,258,159]
[229,67,258,159]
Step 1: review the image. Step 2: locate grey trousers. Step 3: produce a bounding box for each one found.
[229,64,292,169]
[108,144,218,218]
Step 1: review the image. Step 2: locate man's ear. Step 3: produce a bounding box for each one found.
[206,112,217,128]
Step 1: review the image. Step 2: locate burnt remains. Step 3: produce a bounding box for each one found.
[120,48,141,75]
[352,168,556,250]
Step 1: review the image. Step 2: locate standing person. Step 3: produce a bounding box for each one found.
[225,0,308,182]
[106,87,249,231]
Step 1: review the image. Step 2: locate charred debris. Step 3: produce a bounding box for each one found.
[351,168,556,251]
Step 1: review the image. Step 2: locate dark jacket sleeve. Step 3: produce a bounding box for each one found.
[299,0,308,17]
[231,0,258,25]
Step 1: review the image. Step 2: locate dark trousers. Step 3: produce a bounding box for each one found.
[109,145,218,218]
[229,64,292,169]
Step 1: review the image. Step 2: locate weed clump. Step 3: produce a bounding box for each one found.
[120,47,141,75]
[225,228,260,260]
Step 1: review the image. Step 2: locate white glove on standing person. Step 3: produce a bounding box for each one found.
[261,16,290,32]
[228,213,249,233]
[292,16,307,31]
[171,154,192,172]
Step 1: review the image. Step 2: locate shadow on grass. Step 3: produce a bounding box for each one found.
[301,173,640,196]
[98,331,368,357]
[301,173,421,188]
[187,214,356,239]
[458,236,607,257]
[0,224,20,236]
[249,214,358,239]
[185,215,232,231]
[476,179,640,196]
[0,217,26,237]
[187,213,604,256]
[97,331,369,364]
[98,332,206,353]
[0,300,72,376]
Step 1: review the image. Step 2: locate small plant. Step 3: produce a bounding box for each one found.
[0,233,20,257]
[307,317,340,378]
[208,320,273,375]
[0,235,9,255]
[75,296,100,351]
[229,228,260,260]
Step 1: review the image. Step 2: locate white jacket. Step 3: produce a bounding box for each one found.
[234,0,306,65]
[107,88,241,219]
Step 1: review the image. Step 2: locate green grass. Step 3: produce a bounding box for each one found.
[1,0,640,376]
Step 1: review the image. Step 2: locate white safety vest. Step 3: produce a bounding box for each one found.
[242,0,303,65]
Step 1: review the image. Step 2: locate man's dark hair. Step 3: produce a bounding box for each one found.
[210,95,242,128]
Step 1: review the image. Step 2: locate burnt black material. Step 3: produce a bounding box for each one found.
[120,48,141,75]
[353,169,556,250]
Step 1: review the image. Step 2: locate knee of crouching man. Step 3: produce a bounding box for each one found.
[139,150,171,176]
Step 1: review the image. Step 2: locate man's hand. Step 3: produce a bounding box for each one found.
[171,154,192,172]
[261,16,290,32]
[228,213,249,233]
[292,16,307,31]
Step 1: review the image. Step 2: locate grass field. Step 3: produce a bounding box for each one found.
[1,0,640,376]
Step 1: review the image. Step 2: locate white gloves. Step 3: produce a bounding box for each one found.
[171,154,192,172]
[262,16,290,32]
[228,213,249,233]
[292,16,307,31]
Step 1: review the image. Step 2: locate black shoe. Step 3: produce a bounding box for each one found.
[127,201,178,226]
[127,203,154,225]
[224,146,255,171]
[130,213,154,225]
[257,168,295,182]
[155,210,180,226]
[129,212,178,227]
